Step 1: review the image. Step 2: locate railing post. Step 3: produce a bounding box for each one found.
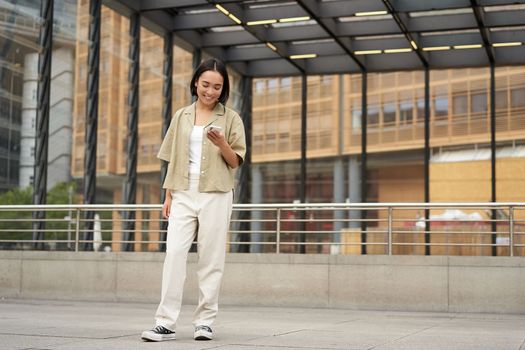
[74,208,80,252]
[509,206,514,257]
[388,207,393,255]
[276,208,281,254]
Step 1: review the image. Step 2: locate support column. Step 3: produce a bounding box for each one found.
[191,49,201,102]
[299,73,307,253]
[349,156,361,225]
[82,0,101,251]
[121,12,140,252]
[490,63,497,256]
[349,156,361,254]
[332,74,345,254]
[193,48,201,70]
[332,159,345,254]
[424,67,430,255]
[250,164,263,253]
[32,0,54,250]
[236,75,252,252]
[360,71,367,254]
[159,32,173,251]
[237,76,252,199]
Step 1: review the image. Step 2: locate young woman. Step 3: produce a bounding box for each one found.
[141,58,246,342]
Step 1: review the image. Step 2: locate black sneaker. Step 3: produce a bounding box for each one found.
[194,325,213,340]
[141,325,176,342]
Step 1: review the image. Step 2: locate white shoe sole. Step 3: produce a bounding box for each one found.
[194,329,213,341]
[141,330,176,342]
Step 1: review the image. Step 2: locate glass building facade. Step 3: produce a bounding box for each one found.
[1,0,524,254]
[0,0,76,191]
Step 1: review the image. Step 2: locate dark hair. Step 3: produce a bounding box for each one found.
[190,58,230,105]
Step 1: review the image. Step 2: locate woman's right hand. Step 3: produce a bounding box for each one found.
[162,195,171,219]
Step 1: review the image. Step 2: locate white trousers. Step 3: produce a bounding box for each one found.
[155,175,233,330]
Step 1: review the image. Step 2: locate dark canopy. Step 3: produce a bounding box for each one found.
[106,0,525,76]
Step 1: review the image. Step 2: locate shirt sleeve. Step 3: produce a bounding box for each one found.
[228,113,247,166]
[157,109,181,162]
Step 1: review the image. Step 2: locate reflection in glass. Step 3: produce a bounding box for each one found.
[1,1,43,191]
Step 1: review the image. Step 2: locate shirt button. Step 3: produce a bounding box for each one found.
[202,156,206,160]
[201,171,204,174]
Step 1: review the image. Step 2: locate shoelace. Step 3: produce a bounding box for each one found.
[196,325,212,333]
[154,325,174,334]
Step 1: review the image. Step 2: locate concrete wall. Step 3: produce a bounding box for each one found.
[1,251,524,313]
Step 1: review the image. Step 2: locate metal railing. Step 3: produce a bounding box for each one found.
[0,203,524,256]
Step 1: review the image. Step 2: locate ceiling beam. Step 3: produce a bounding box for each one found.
[479,0,525,6]
[266,24,327,42]
[202,30,258,47]
[494,45,525,65]
[408,13,477,32]
[338,20,401,36]
[101,0,525,77]
[304,55,363,74]
[382,0,428,67]
[426,48,489,68]
[316,0,384,17]
[419,32,483,47]
[225,41,344,62]
[171,12,232,30]
[245,59,301,77]
[470,0,495,63]
[297,0,365,71]
[102,0,139,16]
[485,11,525,26]
[207,1,306,74]
[139,0,207,11]
[365,52,425,71]
[393,0,471,12]
[237,3,307,22]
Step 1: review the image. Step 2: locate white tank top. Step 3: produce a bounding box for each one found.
[189,125,204,175]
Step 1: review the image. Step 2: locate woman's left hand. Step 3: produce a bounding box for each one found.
[206,128,240,168]
[206,129,226,147]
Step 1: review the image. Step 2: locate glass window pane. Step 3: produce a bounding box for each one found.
[383,103,396,125]
[368,106,379,125]
[2,0,42,190]
[352,108,361,130]
[399,101,413,123]
[496,90,508,110]
[433,86,448,120]
[453,95,468,115]
[511,87,525,108]
[416,96,425,121]
[471,92,487,113]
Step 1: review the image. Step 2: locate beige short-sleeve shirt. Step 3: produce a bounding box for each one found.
[157,102,246,192]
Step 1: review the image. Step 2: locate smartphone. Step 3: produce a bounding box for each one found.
[206,125,222,133]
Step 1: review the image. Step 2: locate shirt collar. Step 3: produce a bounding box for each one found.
[184,101,225,125]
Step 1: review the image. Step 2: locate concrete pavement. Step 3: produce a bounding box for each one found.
[0,298,524,350]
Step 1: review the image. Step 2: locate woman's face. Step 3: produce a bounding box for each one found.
[195,70,224,107]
